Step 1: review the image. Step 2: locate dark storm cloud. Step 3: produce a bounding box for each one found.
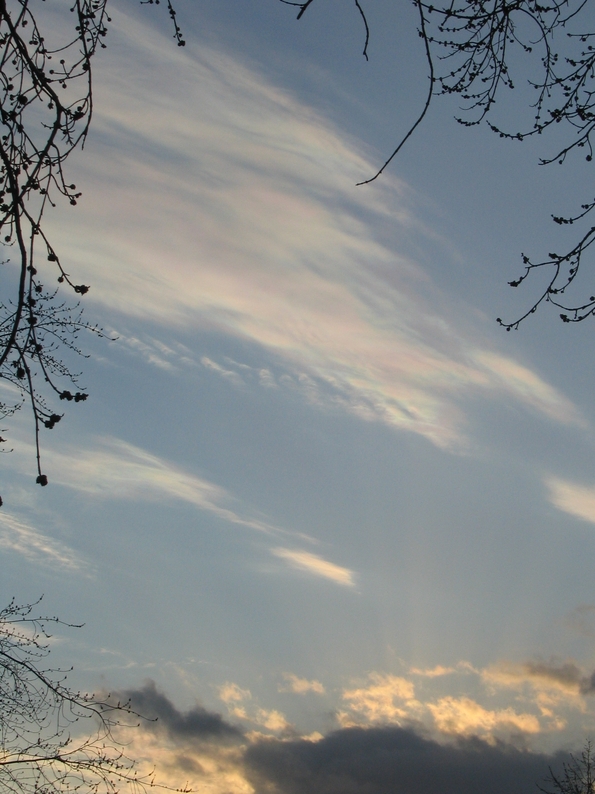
[244,726,568,794]
[522,660,595,695]
[118,681,244,741]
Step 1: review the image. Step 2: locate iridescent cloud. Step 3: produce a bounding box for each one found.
[47,9,583,450]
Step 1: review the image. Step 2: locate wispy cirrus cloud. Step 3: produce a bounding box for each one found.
[7,435,365,588]
[0,511,89,573]
[112,331,197,372]
[271,547,355,587]
[51,9,582,450]
[200,356,245,387]
[4,435,319,549]
[48,437,265,523]
[546,477,595,525]
[40,436,317,544]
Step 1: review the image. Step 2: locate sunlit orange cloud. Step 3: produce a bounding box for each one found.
[217,681,291,734]
[339,673,422,726]
[409,663,476,678]
[47,9,583,449]
[279,673,325,695]
[337,672,545,741]
[335,664,591,743]
[113,723,253,794]
[427,696,541,738]
[218,683,252,706]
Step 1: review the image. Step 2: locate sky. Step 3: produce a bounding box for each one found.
[4,0,595,791]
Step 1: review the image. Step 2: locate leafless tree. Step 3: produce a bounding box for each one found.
[0,597,184,794]
[280,0,595,330]
[540,741,595,794]
[0,0,184,496]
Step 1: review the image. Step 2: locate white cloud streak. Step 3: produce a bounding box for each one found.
[33,436,315,544]
[546,477,595,525]
[0,512,89,572]
[271,547,355,587]
[48,9,582,450]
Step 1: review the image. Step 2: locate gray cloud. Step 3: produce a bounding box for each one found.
[244,727,568,794]
[113,684,577,794]
[522,660,595,695]
[119,681,244,742]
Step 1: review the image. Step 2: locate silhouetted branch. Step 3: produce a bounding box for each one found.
[279,0,595,330]
[358,0,435,185]
[539,740,595,794]
[0,0,186,495]
[0,597,190,794]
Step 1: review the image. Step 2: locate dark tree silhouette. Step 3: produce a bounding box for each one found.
[540,741,595,794]
[0,0,184,495]
[280,0,595,330]
[0,597,184,794]
[0,0,109,491]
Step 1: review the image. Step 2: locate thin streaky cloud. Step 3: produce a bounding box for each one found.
[472,352,584,428]
[410,665,458,678]
[546,477,595,525]
[13,436,317,544]
[0,512,89,573]
[112,331,198,372]
[201,356,245,387]
[410,661,477,678]
[271,548,355,587]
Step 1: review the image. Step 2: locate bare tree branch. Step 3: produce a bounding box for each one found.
[279,0,595,331]
[0,597,190,794]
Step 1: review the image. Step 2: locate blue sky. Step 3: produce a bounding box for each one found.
[3,1,595,790]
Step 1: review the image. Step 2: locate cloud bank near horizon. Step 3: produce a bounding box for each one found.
[114,682,570,794]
